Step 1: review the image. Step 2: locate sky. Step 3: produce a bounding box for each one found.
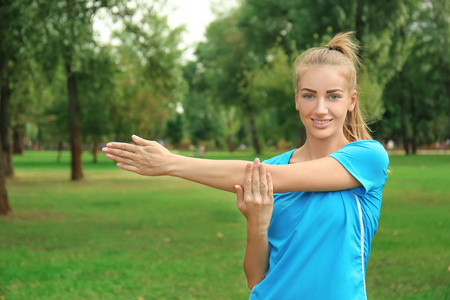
[93,0,238,60]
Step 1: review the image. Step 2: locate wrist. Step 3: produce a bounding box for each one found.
[246,222,269,237]
[166,153,181,176]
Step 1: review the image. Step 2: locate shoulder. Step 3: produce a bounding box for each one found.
[330,140,389,191]
[263,149,296,165]
[333,140,389,165]
[343,140,386,152]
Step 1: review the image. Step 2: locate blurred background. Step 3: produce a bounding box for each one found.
[0,0,449,299]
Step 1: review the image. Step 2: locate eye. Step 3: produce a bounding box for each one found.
[329,94,342,100]
[302,93,314,99]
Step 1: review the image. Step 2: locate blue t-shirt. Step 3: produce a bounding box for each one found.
[249,140,389,300]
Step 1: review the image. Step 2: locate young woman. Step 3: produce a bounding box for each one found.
[102,32,389,299]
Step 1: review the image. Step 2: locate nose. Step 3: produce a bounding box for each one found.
[314,97,328,115]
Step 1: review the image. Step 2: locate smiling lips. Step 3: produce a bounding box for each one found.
[312,119,333,128]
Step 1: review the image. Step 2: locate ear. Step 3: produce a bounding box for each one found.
[348,89,357,112]
[295,90,299,111]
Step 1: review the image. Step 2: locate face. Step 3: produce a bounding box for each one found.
[295,66,356,142]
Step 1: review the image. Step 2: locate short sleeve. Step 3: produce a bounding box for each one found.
[329,140,389,196]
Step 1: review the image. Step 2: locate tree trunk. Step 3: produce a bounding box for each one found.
[1,61,13,177]
[410,95,418,154]
[225,113,235,152]
[13,124,25,154]
[0,128,11,216]
[92,139,98,164]
[37,124,43,151]
[399,98,410,155]
[65,61,83,180]
[248,109,261,155]
[226,134,235,152]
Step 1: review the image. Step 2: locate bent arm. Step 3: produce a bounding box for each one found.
[243,224,270,290]
[235,160,273,289]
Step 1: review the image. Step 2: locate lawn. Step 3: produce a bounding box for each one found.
[0,150,449,299]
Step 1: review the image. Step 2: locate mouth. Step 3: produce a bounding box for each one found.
[312,119,332,124]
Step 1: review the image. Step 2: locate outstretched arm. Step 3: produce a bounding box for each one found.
[102,135,361,193]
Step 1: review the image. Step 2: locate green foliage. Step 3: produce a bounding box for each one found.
[164,113,183,146]
[108,2,188,141]
[3,0,449,154]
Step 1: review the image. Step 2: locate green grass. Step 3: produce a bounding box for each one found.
[1,151,449,299]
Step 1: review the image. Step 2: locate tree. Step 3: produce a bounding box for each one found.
[31,0,111,180]
[196,12,266,153]
[78,47,117,163]
[380,0,450,153]
[107,2,187,142]
[0,0,33,176]
[0,138,10,215]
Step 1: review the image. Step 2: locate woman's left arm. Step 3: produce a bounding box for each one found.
[103,135,361,193]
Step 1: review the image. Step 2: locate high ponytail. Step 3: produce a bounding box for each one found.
[293,32,371,141]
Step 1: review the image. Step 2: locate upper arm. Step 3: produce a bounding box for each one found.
[266,141,389,193]
[266,156,361,193]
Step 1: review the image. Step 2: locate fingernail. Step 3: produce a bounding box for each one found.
[132,134,140,139]
[101,147,107,152]
[106,143,112,147]
[255,158,260,163]
[260,164,265,170]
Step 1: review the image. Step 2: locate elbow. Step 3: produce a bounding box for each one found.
[245,274,265,290]
[247,280,257,291]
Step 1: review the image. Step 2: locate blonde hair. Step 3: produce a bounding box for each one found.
[293,32,372,141]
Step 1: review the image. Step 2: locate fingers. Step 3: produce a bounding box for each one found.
[266,172,274,200]
[106,154,137,166]
[252,158,261,195]
[259,163,268,197]
[132,134,154,146]
[103,147,139,162]
[235,185,244,210]
[244,162,253,195]
[103,142,137,153]
[116,163,139,173]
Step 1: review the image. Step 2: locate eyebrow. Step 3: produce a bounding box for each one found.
[326,89,344,93]
[300,88,344,93]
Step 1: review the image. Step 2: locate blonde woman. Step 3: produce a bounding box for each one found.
[103,32,389,299]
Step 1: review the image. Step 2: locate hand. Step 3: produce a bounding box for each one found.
[235,158,274,229]
[102,135,173,176]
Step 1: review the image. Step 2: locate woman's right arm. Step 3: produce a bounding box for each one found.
[236,160,273,290]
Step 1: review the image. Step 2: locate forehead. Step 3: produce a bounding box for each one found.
[298,66,348,91]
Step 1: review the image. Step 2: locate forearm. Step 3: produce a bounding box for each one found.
[243,223,270,290]
[167,155,359,194]
[168,154,249,193]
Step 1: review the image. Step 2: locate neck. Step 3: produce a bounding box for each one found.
[295,135,349,162]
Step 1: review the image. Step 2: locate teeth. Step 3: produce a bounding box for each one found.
[314,120,331,124]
